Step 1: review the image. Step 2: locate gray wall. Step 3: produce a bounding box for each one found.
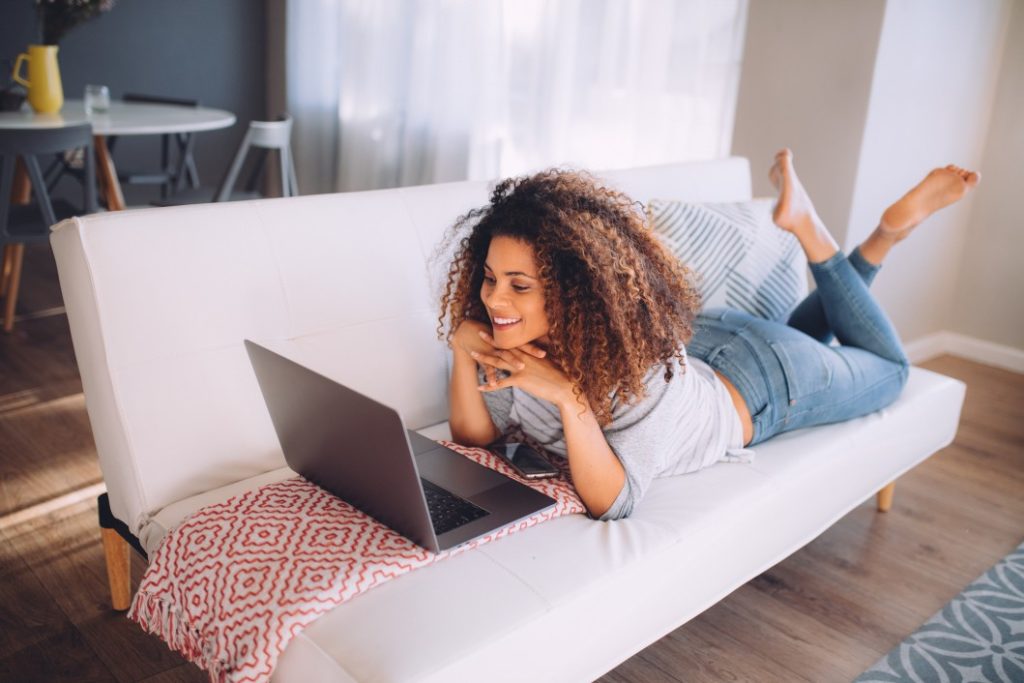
[1,0,267,205]
[844,0,1011,347]
[731,0,886,251]
[950,0,1024,349]
[733,0,1018,355]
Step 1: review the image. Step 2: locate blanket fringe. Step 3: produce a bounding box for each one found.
[128,589,229,683]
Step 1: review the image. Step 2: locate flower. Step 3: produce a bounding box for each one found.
[34,0,117,46]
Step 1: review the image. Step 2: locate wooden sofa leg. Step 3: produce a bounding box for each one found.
[876,481,896,512]
[101,527,132,610]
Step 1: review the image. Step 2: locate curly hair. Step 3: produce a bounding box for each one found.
[436,168,702,426]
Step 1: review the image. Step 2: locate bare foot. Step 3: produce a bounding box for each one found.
[879,165,980,242]
[769,148,839,263]
[769,148,819,233]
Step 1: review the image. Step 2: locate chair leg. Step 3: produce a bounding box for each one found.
[876,481,896,512]
[101,527,133,611]
[2,244,25,333]
[1,244,12,298]
[279,147,290,197]
[288,148,299,197]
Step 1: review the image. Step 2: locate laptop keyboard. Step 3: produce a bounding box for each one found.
[420,479,489,535]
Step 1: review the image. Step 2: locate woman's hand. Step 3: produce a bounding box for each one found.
[451,319,494,358]
[475,333,625,519]
[451,320,547,386]
[472,333,576,407]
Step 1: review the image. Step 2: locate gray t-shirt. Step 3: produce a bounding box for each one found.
[480,346,754,521]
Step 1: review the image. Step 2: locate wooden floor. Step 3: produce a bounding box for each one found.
[2,243,1022,682]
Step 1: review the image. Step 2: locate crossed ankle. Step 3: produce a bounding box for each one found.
[807,250,845,267]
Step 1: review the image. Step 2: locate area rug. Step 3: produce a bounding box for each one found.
[854,540,1024,682]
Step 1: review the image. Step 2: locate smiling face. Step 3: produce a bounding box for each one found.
[480,235,551,349]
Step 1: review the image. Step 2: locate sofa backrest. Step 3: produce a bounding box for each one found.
[51,158,753,534]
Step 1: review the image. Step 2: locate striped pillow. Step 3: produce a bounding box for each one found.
[646,198,807,321]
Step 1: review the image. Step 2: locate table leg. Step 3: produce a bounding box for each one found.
[11,157,32,204]
[93,134,126,211]
[1,245,12,298]
[2,161,32,326]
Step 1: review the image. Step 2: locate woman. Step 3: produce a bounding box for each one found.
[437,149,979,521]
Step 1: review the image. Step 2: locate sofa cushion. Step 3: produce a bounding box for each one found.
[647,198,807,321]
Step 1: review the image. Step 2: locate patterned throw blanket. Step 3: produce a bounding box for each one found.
[128,441,585,683]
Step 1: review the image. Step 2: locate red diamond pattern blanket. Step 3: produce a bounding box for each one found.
[128,442,586,682]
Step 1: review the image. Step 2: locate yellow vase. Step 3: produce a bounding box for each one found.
[12,44,65,114]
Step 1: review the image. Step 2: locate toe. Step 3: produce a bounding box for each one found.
[965,171,981,187]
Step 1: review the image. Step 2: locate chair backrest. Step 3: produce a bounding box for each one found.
[0,123,95,155]
[123,93,200,108]
[0,123,96,241]
[247,115,293,150]
[214,115,297,201]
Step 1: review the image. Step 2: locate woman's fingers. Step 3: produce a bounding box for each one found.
[470,349,524,372]
[478,374,515,392]
[477,330,494,346]
[520,343,547,359]
[477,330,547,358]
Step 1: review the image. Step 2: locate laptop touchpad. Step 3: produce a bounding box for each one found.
[416,447,509,498]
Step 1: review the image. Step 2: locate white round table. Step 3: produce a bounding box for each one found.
[0,99,236,210]
[0,99,236,135]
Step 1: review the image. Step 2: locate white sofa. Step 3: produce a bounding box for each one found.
[51,157,966,682]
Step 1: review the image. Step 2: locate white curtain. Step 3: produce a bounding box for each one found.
[287,0,748,194]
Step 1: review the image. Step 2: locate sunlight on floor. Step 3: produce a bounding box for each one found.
[0,482,106,531]
[0,388,84,415]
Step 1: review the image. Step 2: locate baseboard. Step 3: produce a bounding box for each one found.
[904,332,950,365]
[906,330,1024,374]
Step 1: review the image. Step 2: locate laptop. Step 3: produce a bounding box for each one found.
[244,340,557,553]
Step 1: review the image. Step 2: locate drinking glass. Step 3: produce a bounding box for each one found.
[83,84,110,115]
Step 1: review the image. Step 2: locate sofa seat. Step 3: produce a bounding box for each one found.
[139,366,964,683]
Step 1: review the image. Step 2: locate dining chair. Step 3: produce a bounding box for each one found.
[112,93,203,199]
[1,123,97,332]
[152,115,299,206]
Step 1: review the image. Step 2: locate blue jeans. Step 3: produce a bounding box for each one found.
[689,246,910,446]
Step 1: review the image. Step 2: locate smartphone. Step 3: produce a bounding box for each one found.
[492,442,560,479]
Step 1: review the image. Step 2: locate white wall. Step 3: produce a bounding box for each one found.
[732,0,885,250]
[949,0,1024,350]
[846,0,1012,345]
[734,0,1019,364]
